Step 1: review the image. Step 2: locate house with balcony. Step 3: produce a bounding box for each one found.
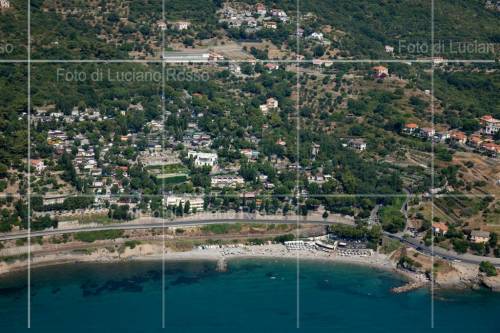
[480,115,500,135]
[403,123,419,135]
[372,66,389,78]
[432,222,448,236]
[348,139,367,151]
[450,130,467,144]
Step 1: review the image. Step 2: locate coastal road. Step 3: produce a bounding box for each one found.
[2,217,499,267]
[385,233,500,267]
[0,217,337,241]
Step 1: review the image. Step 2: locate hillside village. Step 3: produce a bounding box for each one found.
[0,0,498,262]
[403,115,500,158]
[0,58,493,259]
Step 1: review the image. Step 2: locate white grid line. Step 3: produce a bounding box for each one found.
[5,193,499,199]
[430,0,436,328]
[295,0,301,329]
[27,0,31,328]
[161,0,166,328]
[0,59,497,64]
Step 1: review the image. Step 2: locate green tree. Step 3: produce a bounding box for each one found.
[452,239,469,254]
[176,202,184,216]
[479,261,497,277]
[0,163,8,178]
[489,232,498,248]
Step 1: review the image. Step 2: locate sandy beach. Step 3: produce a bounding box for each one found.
[0,242,413,284]
[2,241,498,291]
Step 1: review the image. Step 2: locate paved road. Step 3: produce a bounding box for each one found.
[385,233,500,267]
[0,218,334,241]
[2,218,499,267]
[368,205,380,225]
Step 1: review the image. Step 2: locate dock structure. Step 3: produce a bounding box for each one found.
[216,257,227,272]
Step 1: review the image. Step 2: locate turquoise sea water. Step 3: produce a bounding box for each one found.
[0,259,498,333]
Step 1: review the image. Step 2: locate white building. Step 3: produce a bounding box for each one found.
[157,20,167,30]
[255,3,267,15]
[264,63,279,71]
[263,21,277,29]
[229,63,241,74]
[188,151,218,168]
[259,104,269,115]
[42,193,68,206]
[266,97,278,109]
[173,21,191,30]
[240,149,259,160]
[311,143,320,157]
[307,32,324,41]
[385,45,394,53]
[271,9,287,18]
[420,127,435,139]
[481,115,500,135]
[0,0,10,9]
[372,65,389,78]
[165,196,204,212]
[30,159,46,173]
[211,175,245,188]
[470,230,490,244]
[348,139,367,151]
